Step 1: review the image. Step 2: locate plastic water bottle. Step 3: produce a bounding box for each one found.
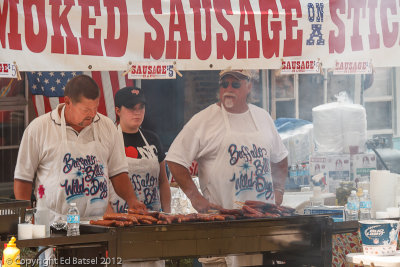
[359,189,372,220]
[346,190,359,221]
[66,203,80,236]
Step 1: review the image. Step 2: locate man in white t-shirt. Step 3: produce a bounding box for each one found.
[166,69,288,266]
[14,74,145,222]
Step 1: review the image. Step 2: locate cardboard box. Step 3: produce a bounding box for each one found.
[350,153,377,182]
[310,154,351,193]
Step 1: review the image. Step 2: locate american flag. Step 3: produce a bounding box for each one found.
[27,71,136,122]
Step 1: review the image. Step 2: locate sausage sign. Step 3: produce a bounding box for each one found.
[0,0,400,71]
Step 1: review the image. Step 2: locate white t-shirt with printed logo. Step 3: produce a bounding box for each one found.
[14,104,128,185]
[166,103,288,193]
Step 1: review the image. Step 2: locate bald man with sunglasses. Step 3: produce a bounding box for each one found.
[166,69,288,266]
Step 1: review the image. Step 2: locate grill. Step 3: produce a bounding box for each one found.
[2,215,333,266]
[0,198,30,239]
[81,214,334,266]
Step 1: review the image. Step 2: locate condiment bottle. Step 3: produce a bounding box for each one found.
[3,237,20,267]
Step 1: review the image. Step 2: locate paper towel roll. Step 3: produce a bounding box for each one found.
[370,170,397,218]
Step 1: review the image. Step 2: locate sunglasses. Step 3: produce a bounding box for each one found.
[219,81,242,89]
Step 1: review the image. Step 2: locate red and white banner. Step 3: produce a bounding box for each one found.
[0,62,17,78]
[1,0,400,71]
[333,60,373,74]
[280,59,321,74]
[128,62,176,79]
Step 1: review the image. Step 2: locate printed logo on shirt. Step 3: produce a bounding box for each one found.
[60,153,107,203]
[129,172,160,207]
[228,144,274,201]
[125,145,158,159]
[112,199,129,213]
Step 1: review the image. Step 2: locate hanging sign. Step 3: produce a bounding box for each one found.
[127,62,176,79]
[0,63,17,78]
[280,59,321,74]
[1,0,400,71]
[333,60,373,75]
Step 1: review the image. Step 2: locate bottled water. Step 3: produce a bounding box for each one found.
[66,203,80,236]
[346,190,359,221]
[359,189,372,220]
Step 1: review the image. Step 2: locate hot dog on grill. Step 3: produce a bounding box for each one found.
[242,205,264,216]
[128,214,158,223]
[103,213,139,224]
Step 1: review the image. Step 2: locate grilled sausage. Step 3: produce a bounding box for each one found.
[139,219,154,225]
[242,205,264,216]
[128,214,159,223]
[210,215,225,221]
[218,208,244,216]
[127,208,150,215]
[179,213,198,222]
[103,213,139,224]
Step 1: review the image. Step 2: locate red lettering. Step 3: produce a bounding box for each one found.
[190,0,211,60]
[162,65,166,74]
[3,64,8,72]
[131,66,136,74]
[237,0,259,59]
[0,0,8,48]
[50,0,78,55]
[214,0,235,59]
[259,0,281,59]
[380,0,398,48]
[281,0,303,57]
[104,0,128,57]
[329,0,345,53]
[137,66,142,74]
[348,0,366,51]
[8,0,21,50]
[143,0,165,59]
[24,0,47,53]
[368,0,380,49]
[79,0,102,56]
[166,0,191,59]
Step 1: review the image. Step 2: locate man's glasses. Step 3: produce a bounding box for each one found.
[219,81,242,89]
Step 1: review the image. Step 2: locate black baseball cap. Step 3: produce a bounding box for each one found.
[114,86,146,108]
